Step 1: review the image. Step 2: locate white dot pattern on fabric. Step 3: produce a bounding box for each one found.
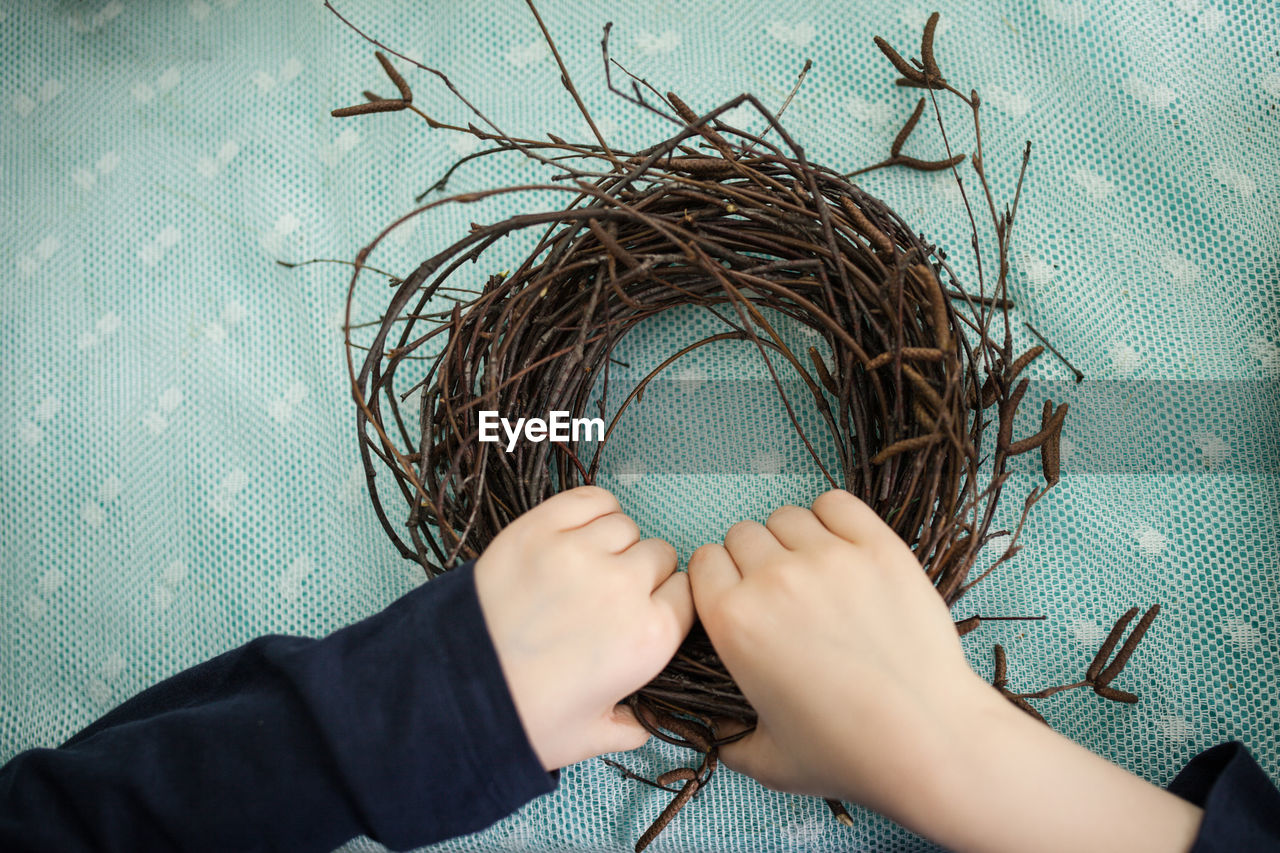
[5,3,1280,852]
[210,469,249,517]
[1109,342,1141,376]
[1122,77,1176,109]
[269,381,309,423]
[750,450,785,476]
[985,85,1031,118]
[635,31,680,55]
[278,556,315,601]
[319,127,361,166]
[1067,617,1106,646]
[139,227,182,267]
[158,387,183,412]
[86,679,111,707]
[81,502,106,529]
[68,1,124,34]
[22,596,48,622]
[221,300,247,325]
[504,41,548,67]
[1155,713,1196,744]
[1134,525,1169,558]
[34,396,61,421]
[1209,160,1257,197]
[1191,431,1229,469]
[765,21,817,48]
[38,569,66,597]
[1222,615,1261,649]
[612,457,647,487]
[98,476,123,503]
[1070,168,1116,201]
[197,139,239,178]
[1247,338,1280,376]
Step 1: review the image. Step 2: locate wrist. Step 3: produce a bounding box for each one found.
[877,673,1021,841]
[904,675,1203,853]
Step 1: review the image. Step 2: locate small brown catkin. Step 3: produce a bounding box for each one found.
[1088,607,1141,682]
[1093,684,1140,704]
[1096,604,1162,686]
[656,768,698,788]
[1040,400,1062,485]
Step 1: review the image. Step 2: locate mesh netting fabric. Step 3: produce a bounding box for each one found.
[2,2,1277,852]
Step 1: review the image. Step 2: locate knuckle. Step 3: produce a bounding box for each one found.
[686,544,718,577]
[649,538,678,564]
[546,535,578,564]
[812,488,855,513]
[606,515,641,548]
[639,613,673,647]
[717,593,755,630]
[813,535,853,561]
[765,560,808,593]
[566,484,615,504]
[765,504,803,526]
[610,572,637,601]
[689,542,716,560]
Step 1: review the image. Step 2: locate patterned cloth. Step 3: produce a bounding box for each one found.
[2,1,1277,851]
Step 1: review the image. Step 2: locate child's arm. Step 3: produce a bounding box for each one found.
[0,485,691,852]
[687,489,1217,853]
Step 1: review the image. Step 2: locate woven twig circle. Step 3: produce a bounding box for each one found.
[346,94,1029,737]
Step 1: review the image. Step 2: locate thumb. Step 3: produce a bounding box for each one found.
[717,721,789,792]
[590,703,652,756]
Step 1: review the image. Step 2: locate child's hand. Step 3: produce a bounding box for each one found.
[687,489,1203,853]
[686,488,980,815]
[474,486,693,772]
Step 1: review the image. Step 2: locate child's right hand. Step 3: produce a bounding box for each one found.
[687,489,984,818]
[689,489,1204,853]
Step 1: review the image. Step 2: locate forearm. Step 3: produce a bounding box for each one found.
[0,561,555,852]
[900,676,1203,853]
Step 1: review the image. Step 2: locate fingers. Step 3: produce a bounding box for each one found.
[687,543,741,611]
[621,537,678,591]
[597,704,652,755]
[532,485,622,530]
[575,511,641,553]
[764,504,828,550]
[722,520,785,574]
[651,569,694,638]
[716,721,787,791]
[811,489,903,555]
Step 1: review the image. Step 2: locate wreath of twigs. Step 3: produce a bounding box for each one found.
[294,4,1161,849]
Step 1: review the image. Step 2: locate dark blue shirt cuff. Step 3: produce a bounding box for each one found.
[1167,740,1280,852]
[0,558,557,852]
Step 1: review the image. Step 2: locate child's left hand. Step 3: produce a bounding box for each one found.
[474,486,693,771]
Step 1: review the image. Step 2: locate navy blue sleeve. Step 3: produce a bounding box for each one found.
[0,559,557,852]
[1167,740,1280,852]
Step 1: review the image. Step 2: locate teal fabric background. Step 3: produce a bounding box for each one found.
[2,1,1278,851]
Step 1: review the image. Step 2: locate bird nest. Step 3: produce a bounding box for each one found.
[303,5,1160,849]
